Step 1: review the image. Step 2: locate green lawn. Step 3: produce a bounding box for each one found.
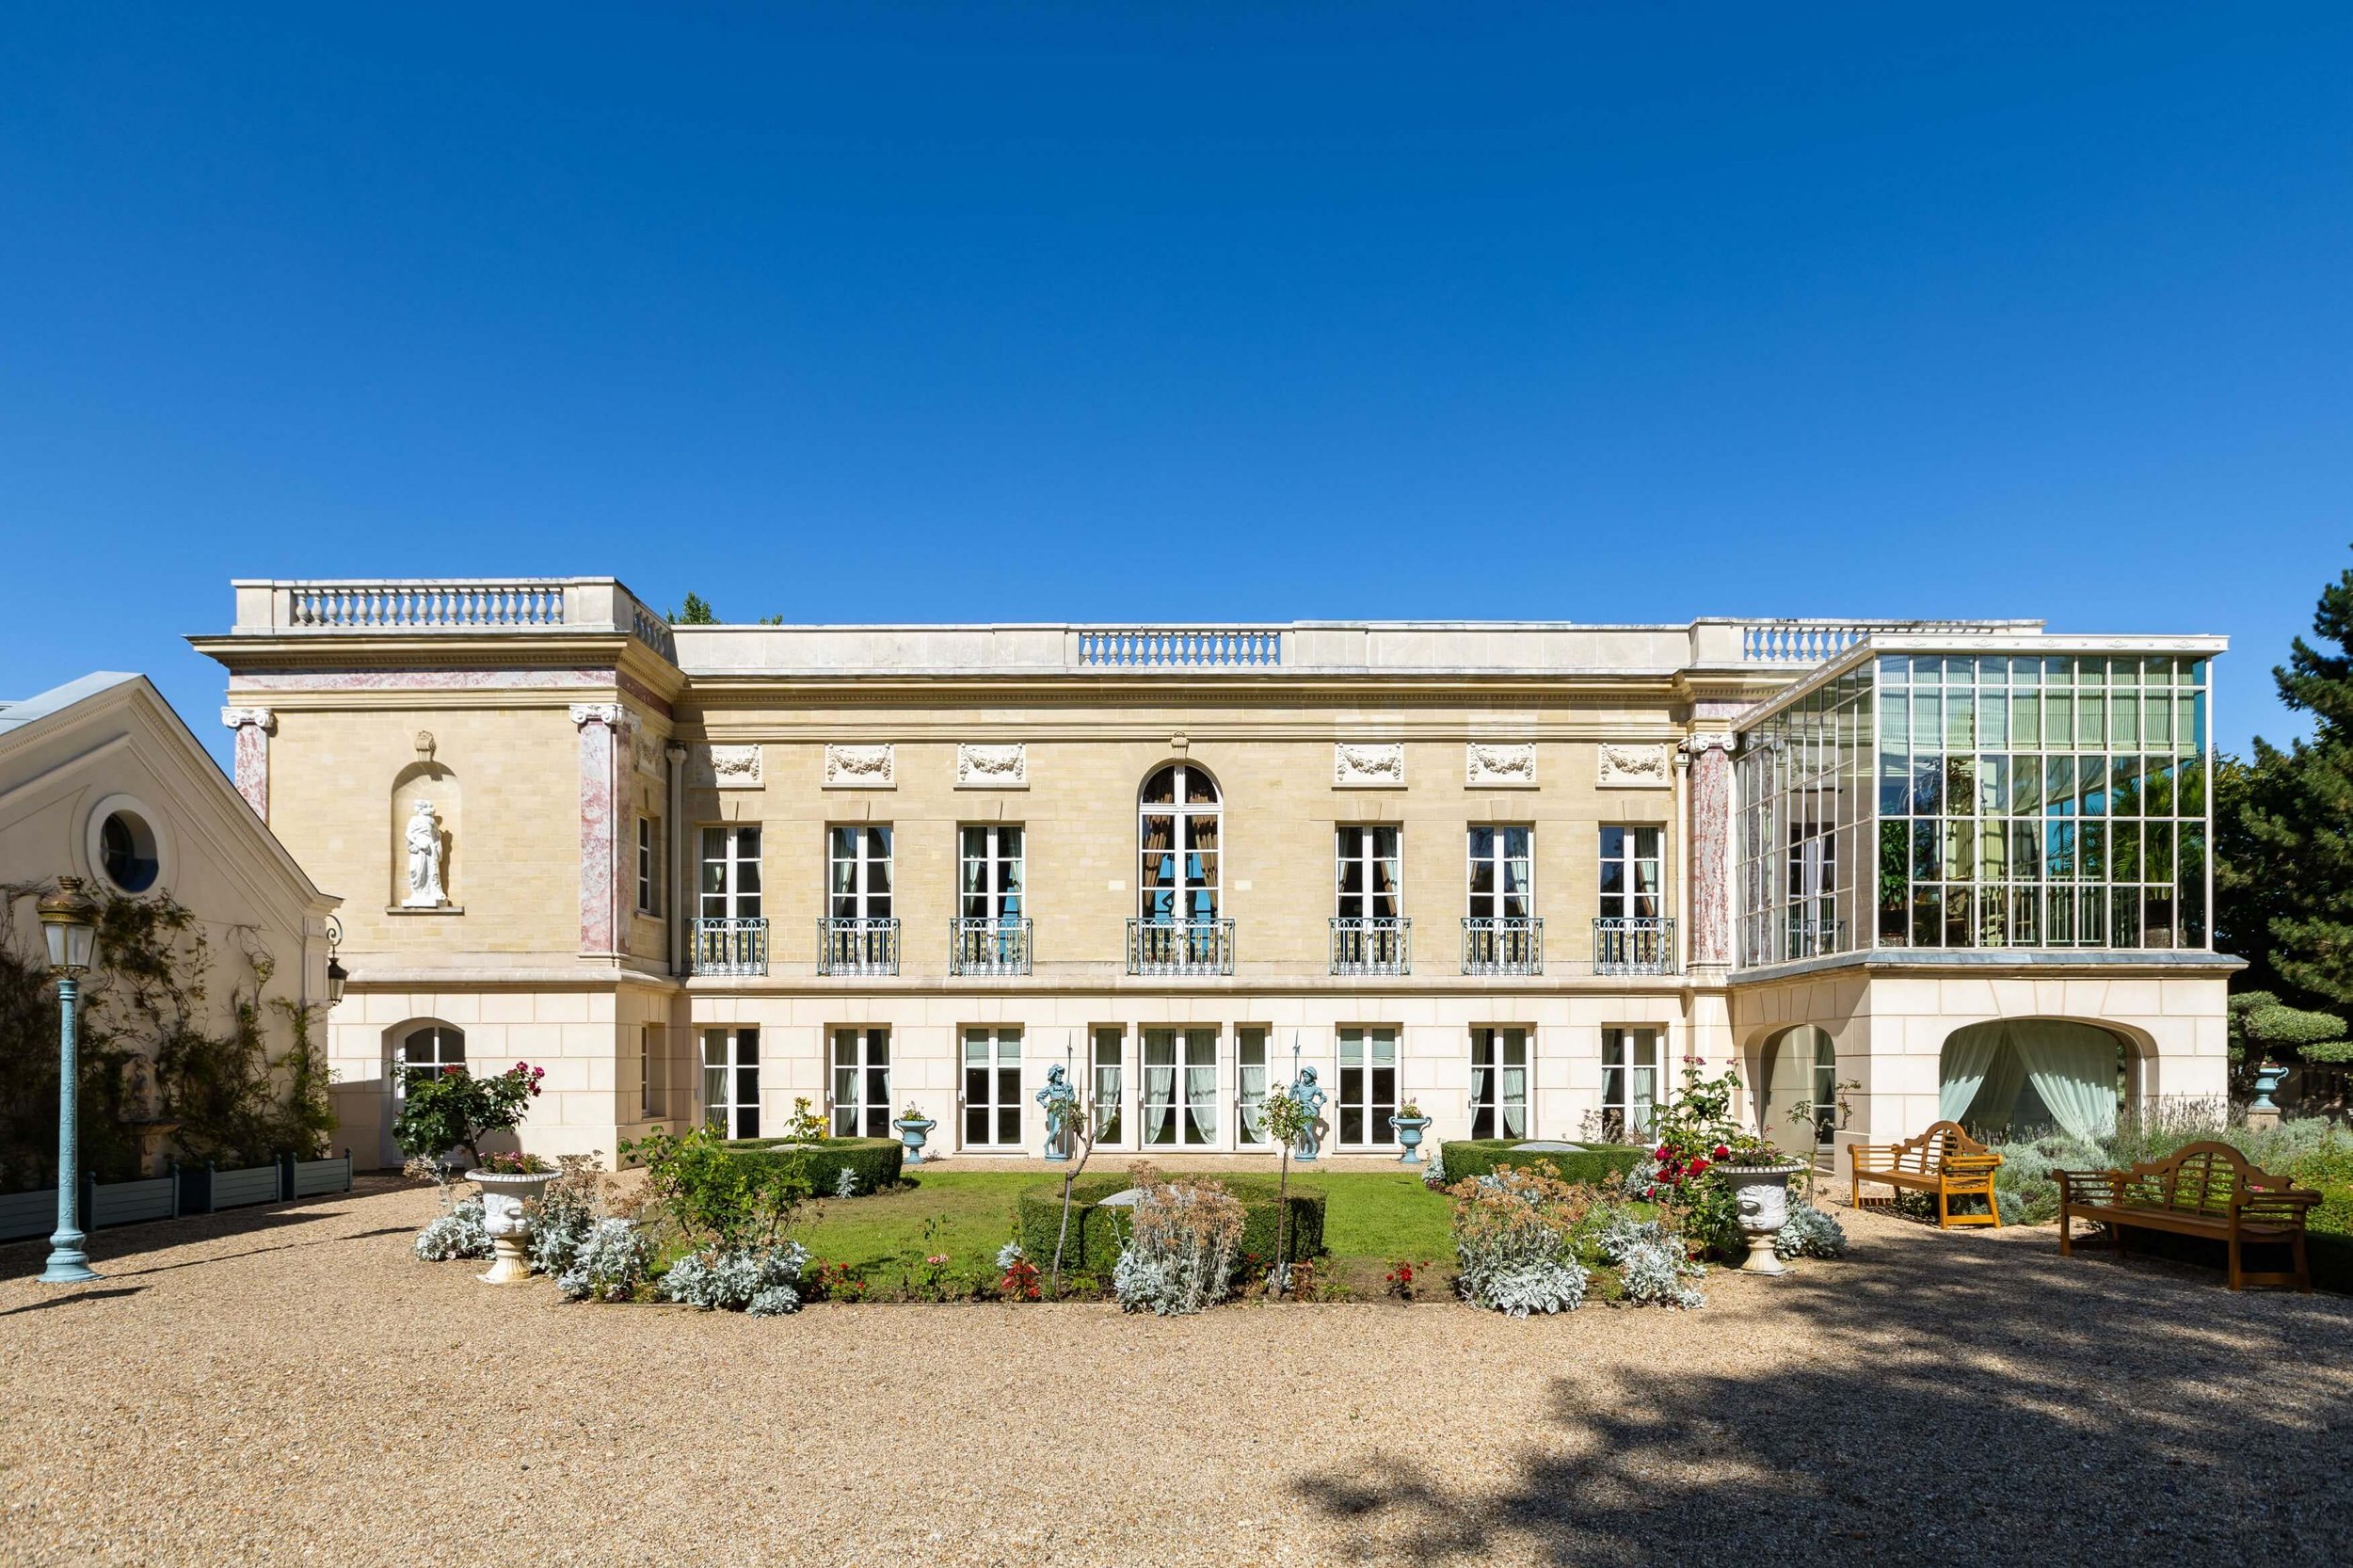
[791,1167,1454,1295]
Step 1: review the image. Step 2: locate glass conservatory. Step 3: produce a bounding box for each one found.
[1736,647,2212,967]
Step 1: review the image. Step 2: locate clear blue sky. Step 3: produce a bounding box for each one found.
[4,3,2348,766]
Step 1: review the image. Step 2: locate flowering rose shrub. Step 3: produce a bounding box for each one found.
[661,1240,811,1316]
[1627,1061,1792,1260]
[557,1218,654,1302]
[1773,1194,1849,1260]
[1114,1173,1247,1315]
[394,1062,545,1169]
[414,1197,489,1261]
[1449,1164,1593,1317]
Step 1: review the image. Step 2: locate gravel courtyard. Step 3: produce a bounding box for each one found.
[3,1179,2348,1567]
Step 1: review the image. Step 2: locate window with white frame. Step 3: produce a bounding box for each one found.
[1598,826,1664,920]
[1335,826,1402,920]
[831,1027,891,1138]
[1236,1027,1271,1145]
[392,1025,465,1112]
[828,825,894,920]
[636,816,661,916]
[962,1028,1022,1146]
[1470,1027,1529,1139]
[1467,826,1534,919]
[703,1026,760,1140]
[1600,1027,1661,1142]
[698,825,761,920]
[1139,764,1220,922]
[1337,1027,1400,1147]
[1091,1026,1125,1144]
[959,824,1024,920]
[1143,1027,1218,1145]
[638,1022,669,1119]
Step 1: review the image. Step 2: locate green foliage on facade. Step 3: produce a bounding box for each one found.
[0,888,328,1191]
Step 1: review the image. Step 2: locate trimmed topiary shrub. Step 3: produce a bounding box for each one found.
[719,1136,904,1196]
[1016,1173,1324,1276]
[1438,1140,1646,1188]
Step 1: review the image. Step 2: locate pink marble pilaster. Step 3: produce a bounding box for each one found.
[1686,736,1733,967]
[571,704,624,956]
[219,707,276,821]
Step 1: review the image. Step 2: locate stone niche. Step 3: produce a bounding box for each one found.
[389,736,459,909]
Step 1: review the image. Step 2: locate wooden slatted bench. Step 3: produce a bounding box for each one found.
[2057,1141,2321,1292]
[1849,1120,2004,1229]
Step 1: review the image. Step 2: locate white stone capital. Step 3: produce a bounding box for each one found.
[220,706,276,733]
[568,703,624,729]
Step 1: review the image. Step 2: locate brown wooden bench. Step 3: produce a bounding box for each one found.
[2056,1141,2321,1292]
[1849,1120,2003,1229]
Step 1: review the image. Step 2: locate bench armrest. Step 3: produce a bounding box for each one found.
[2053,1168,2121,1204]
[1943,1154,2003,1176]
[2233,1188,2322,1224]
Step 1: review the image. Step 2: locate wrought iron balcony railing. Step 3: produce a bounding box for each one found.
[1126,918,1235,977]
[951,917,1032,977]
[1462,917,1544,976]
[1330,917,1411,976]
[690,918,769,977]
[1593,916,1677,976]
[817,917,901,977]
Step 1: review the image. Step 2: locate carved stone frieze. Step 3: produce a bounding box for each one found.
[1465,741,1536,787]
[1597,743,1672,789]
[1334,742,1405,788]
[956,743,1026,788]
[825,743,895,788]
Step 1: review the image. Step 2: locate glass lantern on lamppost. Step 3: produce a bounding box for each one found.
[37,876,102,1285]
[325,914,347,1009]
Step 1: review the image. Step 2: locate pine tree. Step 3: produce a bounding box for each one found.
[671,592,719,624]
[2221,550,2353,1010]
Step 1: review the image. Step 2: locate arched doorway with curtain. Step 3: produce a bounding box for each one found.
[1939,1019,2131,1142]
[1753,1026,1840,1153]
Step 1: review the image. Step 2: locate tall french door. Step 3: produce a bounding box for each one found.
[1143,1028,1219,1146]
[1236,1027,1271,1146]
[962,1028,1022,1147]
[1091,1026,1126,1145]
[1470,1027,1529,1139]
[703,1027,760,1140]
[831,1027,891,1138]
[1337,1027,1400,1148]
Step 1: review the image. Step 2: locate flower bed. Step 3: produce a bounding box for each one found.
[718,1136,904,1196]
[1015,1172,1324,1276]
[1435,1141,1645,1188]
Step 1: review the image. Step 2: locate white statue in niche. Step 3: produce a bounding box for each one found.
[403,800,447,907]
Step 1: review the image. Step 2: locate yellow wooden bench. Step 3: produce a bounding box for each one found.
[2056,1142,2320,1292]
[1849,1120,2004,1229]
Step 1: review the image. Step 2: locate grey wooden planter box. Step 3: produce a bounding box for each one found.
[0,1188,58,1243]
[88,1173,178,1227]
[192,1162,282,1212]
[287,1152,353,1198]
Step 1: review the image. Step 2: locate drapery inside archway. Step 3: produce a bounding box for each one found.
[1940,1020,2121,1140]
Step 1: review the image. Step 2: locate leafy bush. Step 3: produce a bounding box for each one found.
[1449,1165,1593,1317]
[394,1062,544,1167]
[1438,1140,1645,1188]
[414,1197,489,1261]
[1016,1171,1324,1275]
[1985,1116,2353,1228]
[624,1126,813,1250]
[557,1218,653,1302]
[1113,1176,1246,1316]
[525,1154,602,1276]
[660,1240,811,1316]
[1597,1215,1705,1309]
[718,1136,904,1199]
[1773,1194,1849,1260]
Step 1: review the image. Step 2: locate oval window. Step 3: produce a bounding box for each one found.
[100,810,160,893]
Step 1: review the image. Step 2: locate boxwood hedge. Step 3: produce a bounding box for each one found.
[719,1136,904,1195]
[1438,1140,1646,1188]
[1016,1172,1325,1274]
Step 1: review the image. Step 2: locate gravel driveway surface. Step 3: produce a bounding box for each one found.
[3,1179,2347,1566]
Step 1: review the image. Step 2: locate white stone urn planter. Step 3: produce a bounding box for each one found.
[1719,1162,1808,1275]
[470,1170,555,1285]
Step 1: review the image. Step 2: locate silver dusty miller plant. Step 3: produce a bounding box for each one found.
[661,1240,812,1317]
[1772,1195,1849,1261]
[413,1196,489,1261]
[1597,1215,1705,1309]
[557,1218,654,1302]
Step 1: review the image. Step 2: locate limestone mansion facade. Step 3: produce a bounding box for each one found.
[192,579,2236,1170]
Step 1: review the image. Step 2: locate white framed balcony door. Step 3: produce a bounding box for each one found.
[962,1028,1022,1149]
[1337,1027,1400,1149]
[1143,1027,1219,1147]
[1470,1027,1529,1140]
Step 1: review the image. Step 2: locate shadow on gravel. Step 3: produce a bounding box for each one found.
[0,1286,145,1314]
[1291,1226,2353,1565]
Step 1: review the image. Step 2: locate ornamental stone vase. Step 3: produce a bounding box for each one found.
[2251,1064,2289,1114]
[892,1114,937,1165]
[469,1170,555,1285]
[1721,1163,1807,1275]
[1388,1114,1433,1164]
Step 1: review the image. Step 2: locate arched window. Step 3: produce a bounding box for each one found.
[394,1024,466,1092]
[1138,763,1220,923]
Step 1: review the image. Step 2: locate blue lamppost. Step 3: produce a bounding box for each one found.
[38,876,101,1286]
